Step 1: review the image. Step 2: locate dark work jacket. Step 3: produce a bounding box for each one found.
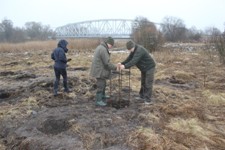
[51,40,68,69]
[121,45,156,72]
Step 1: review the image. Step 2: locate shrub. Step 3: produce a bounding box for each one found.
[131,16,163,52]
[215,34,225,64]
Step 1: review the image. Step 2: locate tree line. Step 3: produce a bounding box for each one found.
[131,16,224,51]
[132,16,225,64]
[0,19,55,43]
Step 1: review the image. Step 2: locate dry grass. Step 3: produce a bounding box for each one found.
[0,40,56,52]
[127,127,162,150]
[138,112,160,124]
[202,90,225,106]
[173,70,196,81]
[0,39,128,53]
[0,144,6,150]
[0,104,29,119]
[167,118,214,143]
[0,96,40,120]
[70,123,100,150]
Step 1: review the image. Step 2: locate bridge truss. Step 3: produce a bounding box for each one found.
[55,19,136,39]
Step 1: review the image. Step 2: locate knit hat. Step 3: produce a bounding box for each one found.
[126,40,135,50]
[106,37,114,46]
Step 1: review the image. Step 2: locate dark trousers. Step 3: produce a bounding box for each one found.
[139,68,155,100]
[54,67,68,93]
[96,78,106,93]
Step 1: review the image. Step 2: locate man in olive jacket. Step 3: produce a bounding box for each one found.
[90,37,117,106]
[119,40,156,103]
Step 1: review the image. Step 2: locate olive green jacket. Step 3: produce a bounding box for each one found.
[122,44,156,72]
[90,42,116,79]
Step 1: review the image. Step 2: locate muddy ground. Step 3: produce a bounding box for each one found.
[0,43,225,150]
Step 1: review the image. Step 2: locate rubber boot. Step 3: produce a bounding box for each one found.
[102,89,110,100]
[95,92,107,106]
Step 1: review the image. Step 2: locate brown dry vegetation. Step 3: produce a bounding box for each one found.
[0,41,225,150]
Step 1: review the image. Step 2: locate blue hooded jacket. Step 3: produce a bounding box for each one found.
[51,39,69,69]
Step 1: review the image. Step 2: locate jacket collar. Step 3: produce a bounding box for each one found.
[131,45,137,53]
[101,42,110,55]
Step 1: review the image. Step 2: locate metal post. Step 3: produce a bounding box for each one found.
[129,68,130,101]
[118,70,121,101]
[110,77,112,97]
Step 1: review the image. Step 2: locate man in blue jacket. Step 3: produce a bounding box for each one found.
[51,39,71,96]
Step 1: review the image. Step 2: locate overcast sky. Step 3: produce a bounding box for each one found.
[1,0,224,31]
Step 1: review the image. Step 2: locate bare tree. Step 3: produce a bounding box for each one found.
[216,34,225,64]
[186,26,202,42]
[0,19,14,42]
[0,19,55,43]
[12,27,27,43]
[205,27,221,43]
[161,16,187,42]
[131,16,161,52]
[204,27,225,64]
[25,22,55,40]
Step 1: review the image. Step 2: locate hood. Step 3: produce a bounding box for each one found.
[58,39,68,53]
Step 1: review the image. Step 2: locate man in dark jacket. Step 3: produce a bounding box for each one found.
[51,39,71,96]
[90,37,117,106]
[119,40,156,103]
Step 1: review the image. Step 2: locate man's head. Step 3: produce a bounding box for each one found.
[105,37,114,48]
[126,40,135,51]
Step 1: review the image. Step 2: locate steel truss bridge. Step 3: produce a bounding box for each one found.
[55,19,136,39]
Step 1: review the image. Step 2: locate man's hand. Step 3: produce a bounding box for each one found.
[116,63,125,71]
[67,58,72,62]
[120,65,125,70]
